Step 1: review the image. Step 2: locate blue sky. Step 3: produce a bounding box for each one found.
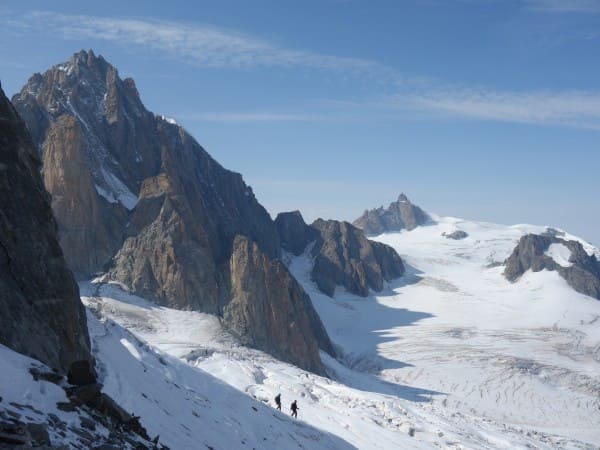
[1,0,599,244]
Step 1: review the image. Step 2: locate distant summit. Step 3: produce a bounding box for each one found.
[353,193,431,236]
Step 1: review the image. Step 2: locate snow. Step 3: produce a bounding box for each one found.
[160,114,178,125]
[78,213,600,450]
[81,289,375,450]
[546,242,573,267]
[288,217,600,448]
[4,214,599,448]
[55,63,74,75]
[331,218,600,446]
[0,344,113,446]
[96,167,138,210]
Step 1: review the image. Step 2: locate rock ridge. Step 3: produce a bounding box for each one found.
[276,211,405,297]
[504,233,600,300]
[353,193,431,236]
[13,50,333,373]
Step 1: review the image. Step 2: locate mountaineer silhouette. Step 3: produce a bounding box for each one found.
[275,393,281,411]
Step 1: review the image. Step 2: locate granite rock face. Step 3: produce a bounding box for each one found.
[228,235,335,373]
[275,211,319,256]
[311,219,405,297]
[353,193,430,236]
[13,50,157,277]
[0,84,91,373]
[276,211,405,297]
[14,50,332,372]
[42,114,128,276]
[504,234,600,300]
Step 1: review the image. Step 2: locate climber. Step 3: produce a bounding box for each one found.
[290,400,298,418]
[274,393,281,411]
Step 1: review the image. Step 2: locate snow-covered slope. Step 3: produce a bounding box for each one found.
[77,213,600,450]
[289,217,600,448]
[8,215,590,449]
[80,283,432,449]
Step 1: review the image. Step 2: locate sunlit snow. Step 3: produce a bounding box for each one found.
[74,216,600,449]
[545,243,573,267]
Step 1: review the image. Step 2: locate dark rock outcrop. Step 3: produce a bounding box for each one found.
[14,50,332,372]
[275,210,319,256]
[0,83,91,373]
[1,359,163,450]
[443,230,468,240]
[353,193,430,236]
[504,234,600,300]
[276,211,405,297]
[311,219,405,297]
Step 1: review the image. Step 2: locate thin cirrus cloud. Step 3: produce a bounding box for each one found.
[6,11,600,130]
[403,88,600,129]
[16,11,392,78]
[176,112,320,123]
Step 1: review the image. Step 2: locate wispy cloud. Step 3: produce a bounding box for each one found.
[176,112,320,123]
[4,10,600,130]
[5,11,392,79]
[177,90,600,128]
[403,88,600,129]
[525,0,600,13]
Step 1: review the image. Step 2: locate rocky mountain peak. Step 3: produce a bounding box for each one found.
[12,50,166,276]
[353,193,431,236]
[14,51,333,373]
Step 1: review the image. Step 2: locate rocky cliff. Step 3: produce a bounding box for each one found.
[353,193,430,236]
[276,212,405,297]
[228,235,335,372]
[504,233,600,300]
[275,210,319,256]
[311,219,405,297]
[0,83,91,373]
[13,50,333,372]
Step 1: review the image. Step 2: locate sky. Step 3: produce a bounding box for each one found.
[1,0,599,245]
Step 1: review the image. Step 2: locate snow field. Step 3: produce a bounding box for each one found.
[73,216,600,449]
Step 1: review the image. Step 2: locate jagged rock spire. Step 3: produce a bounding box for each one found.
[353,193,431,236]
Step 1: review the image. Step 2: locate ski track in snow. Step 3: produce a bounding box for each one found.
[76,217,600,449]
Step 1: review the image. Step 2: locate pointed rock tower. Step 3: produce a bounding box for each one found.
[353,193,431,236]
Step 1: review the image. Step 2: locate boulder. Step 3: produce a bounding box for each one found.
[443,230,468,240]
[67,360,96,386]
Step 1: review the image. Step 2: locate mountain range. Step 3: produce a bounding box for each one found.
[1,50,599,449]
[10,50,405,374]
